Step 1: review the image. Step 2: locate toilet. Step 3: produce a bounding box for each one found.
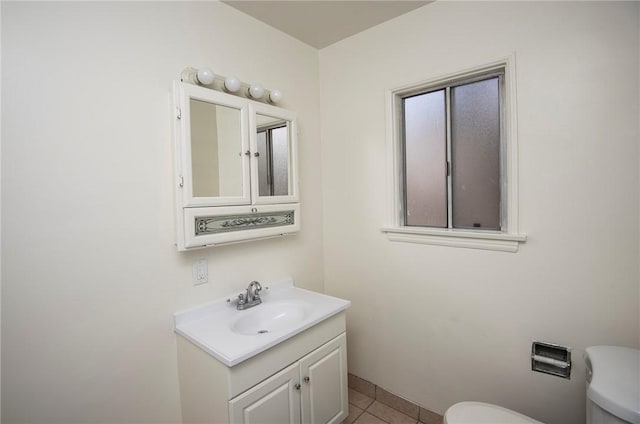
[444,346,640,424]
[444,401,543,423]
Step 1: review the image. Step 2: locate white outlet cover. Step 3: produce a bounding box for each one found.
[193,259,208,285]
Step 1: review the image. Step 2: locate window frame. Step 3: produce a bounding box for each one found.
[383,55,526,252]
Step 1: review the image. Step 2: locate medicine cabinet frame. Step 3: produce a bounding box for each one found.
[172,81,300,250]
[176,82,251,207]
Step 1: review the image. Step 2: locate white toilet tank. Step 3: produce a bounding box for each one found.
[585,346,640,424]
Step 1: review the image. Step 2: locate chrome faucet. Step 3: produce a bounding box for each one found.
[236,281,262,310]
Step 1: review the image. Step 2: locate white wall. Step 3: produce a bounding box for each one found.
[319,2,640,424]
[1,2,322,423]
[3,2,639,424]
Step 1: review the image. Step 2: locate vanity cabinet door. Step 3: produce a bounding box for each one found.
[299,333,348,424]
[229,362,301,424]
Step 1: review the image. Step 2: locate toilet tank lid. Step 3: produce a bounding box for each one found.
[444,402,543,424]
[585,346,640,424]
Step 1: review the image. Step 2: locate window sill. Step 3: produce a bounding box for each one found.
[381,227,527,253]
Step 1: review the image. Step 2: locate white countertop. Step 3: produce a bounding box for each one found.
[174,278,351,367]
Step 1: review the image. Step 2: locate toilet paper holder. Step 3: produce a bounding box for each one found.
[531,341,571,379]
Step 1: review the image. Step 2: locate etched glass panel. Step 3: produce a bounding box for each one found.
[451,78,501,230]
[195,210,295,235]
[403,90,447,227]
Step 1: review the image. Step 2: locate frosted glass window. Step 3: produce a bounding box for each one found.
[451,78,501,229]
[271,126,290,196]
[403,90,447,227]
[256,122,290,197]
[400,72,504,232]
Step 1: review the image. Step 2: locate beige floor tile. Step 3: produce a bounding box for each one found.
[349,388,375,410]
[375,387,419,419]
[343,403,365,424]
[354,411,388,424]
[418,407,443,424]
[368,401,417,424]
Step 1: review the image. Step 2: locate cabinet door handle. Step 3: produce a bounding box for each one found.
[303,376,310,383]
[294,383,301,390]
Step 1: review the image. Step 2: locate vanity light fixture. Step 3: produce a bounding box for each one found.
[180,66,283,104]
[195,67,215,85]
[224,76,241,93]
[248,83,265,100]
[269,89,283,104]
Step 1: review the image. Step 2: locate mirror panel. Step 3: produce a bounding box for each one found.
[256,114,292,197]
[190,98,244,198]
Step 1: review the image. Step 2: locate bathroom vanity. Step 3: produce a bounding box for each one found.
[174,279,350,424]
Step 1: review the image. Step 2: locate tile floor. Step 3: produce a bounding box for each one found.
[344,374,443,424]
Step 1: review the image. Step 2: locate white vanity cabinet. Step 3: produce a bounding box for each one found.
[172,81,300,250]
[229,334,347,424]
[176,312,348,424]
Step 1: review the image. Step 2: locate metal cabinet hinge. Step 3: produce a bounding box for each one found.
[176,107,182,120]
[178,175,184,188]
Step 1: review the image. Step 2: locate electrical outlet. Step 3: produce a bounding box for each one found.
[192,259,208,285]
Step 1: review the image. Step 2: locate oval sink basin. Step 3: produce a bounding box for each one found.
[174,278,351,366]
[231,301,310,335]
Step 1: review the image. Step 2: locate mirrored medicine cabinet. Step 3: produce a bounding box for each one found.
[172,81,299,250]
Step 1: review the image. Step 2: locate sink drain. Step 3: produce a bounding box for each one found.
[257,330,269,334]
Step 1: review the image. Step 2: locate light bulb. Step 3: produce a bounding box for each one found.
[224,76,241,93]
[269,89,283,104]
[248,83,265,99]
[196,68,215,85]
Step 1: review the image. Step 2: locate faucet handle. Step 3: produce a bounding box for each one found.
[237,293,246,305]
[250,281,262,298]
